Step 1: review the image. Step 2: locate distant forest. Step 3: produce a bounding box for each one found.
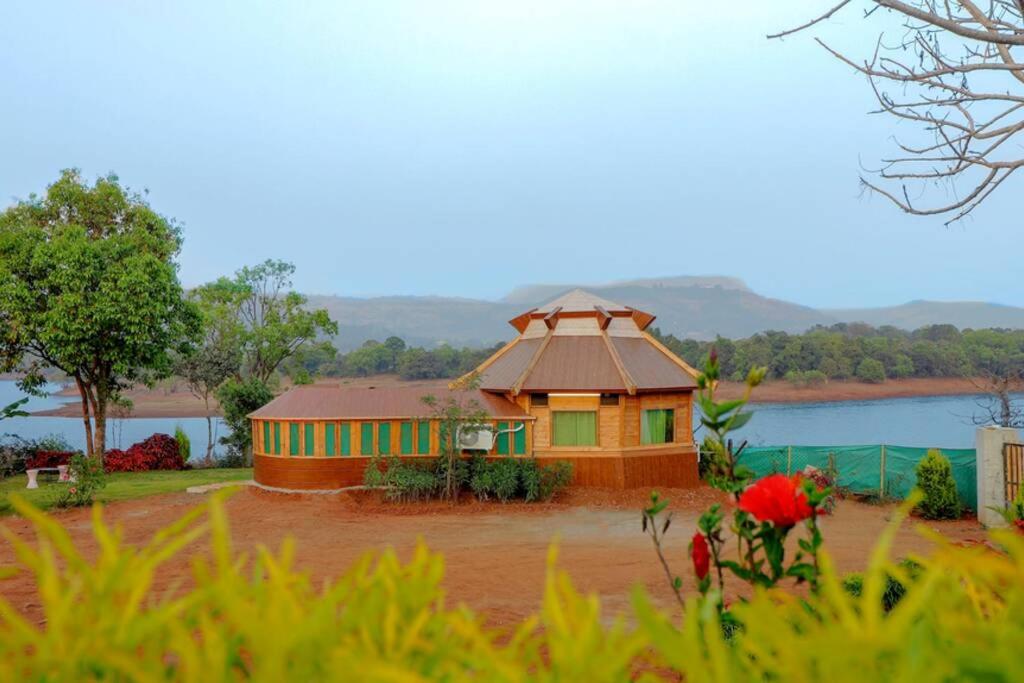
[294,323,1024,385]
[651,324,1024,385]
[287,336,502,382]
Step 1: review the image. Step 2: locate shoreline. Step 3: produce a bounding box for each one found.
[19,375,991,419]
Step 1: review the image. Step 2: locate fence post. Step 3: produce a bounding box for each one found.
[786,445,792,476]
[976,426,1020,527]
[879,444,886,499]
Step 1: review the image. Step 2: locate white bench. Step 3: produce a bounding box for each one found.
[26,465,71,489]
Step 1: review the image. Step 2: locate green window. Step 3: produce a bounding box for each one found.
[304,423,315,456]
[400,422,413,455]
[495,422,510,455]
[339,423,351,456]
[360,423,374,455]
[513,421,527,455]
[378,422,391,455]
[641,409,675,445]
[325,423,336,456]
[552,412,597,447]
[417,420,430,454]
[273,422,281,454]
[262,422,271,454]
[289,423,300,455]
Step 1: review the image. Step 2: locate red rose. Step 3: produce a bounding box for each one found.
[690,532,710,580]
[738,474,813,527]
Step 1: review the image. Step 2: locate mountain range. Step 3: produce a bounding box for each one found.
[305,276,1024,351]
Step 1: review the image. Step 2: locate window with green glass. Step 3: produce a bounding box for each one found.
[360,423,374,455]
[417,420,430,454]
[325,423,337,456]
[513,421,527,455]
[273,422,281,454]
[339,423,351,456]
[289,423,300,455]
[400,422,413,454]
[304,423,315,456]
[641,409,675,445]
[495,422,510,455]
[262,422,271,454]
[552,411,597,447]
[378,422,391,455]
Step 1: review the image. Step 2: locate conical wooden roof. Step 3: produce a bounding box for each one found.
[467,290,698,395]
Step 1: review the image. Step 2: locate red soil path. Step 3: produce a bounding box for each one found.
[0,486,986,626]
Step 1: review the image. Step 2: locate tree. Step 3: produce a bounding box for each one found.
[174,294,242,461]
[855,358,887,383]
[773,1,1024,223]
[422,378,490,501]
[216,378,274,465]
[197,260,337,384]
[0,170,200,458]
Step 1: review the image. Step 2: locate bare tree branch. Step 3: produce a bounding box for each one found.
[772,1,1024,223]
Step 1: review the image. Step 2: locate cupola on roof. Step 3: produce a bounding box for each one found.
[467,290,698,396]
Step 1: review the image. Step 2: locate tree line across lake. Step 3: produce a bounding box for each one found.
[651,324,1024,385]
[296,322,1024,387]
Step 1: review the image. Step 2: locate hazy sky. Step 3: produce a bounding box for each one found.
[1,1,1019,308]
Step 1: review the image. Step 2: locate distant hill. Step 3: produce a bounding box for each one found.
[827,300,1024,331]
[308,278,1024,351]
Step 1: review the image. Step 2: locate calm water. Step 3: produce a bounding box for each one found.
[0,381,1006,455]
[0,380,225,459]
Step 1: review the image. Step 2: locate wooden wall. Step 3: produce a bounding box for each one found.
[255,447,700,491]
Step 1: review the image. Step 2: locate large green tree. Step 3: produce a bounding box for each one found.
[195,260,336,463]
[196,260,337,384]
[0,170,200,458]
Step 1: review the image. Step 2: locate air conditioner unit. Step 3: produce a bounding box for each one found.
[458,424,494,451]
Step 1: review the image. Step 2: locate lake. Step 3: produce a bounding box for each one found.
[0,380,226,458]
[0,380,1009,457]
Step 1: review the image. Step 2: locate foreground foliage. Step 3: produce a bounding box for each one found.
[0,493,1021,681]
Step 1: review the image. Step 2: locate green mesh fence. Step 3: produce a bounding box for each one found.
[737,445,977,510]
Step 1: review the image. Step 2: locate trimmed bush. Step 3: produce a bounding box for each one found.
[914,449,962,520]
[26,450,76,470]
[367,455,573,503]
[174,426,191,463]
[105,434,188,473]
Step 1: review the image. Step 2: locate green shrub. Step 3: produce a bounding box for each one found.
[174,425,191,462]
[490,458,520,502]
[841,559,924,612]
[53,453,106,508]
[469,455,495,500]
[914,449,962,519]
[855,358,886,383]
[537,460,573,501]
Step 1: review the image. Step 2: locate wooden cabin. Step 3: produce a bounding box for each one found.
[250,289,701,490]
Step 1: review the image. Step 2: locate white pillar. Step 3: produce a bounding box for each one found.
[976,426,1019,527]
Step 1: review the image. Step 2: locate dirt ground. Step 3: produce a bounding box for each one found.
[0,486,986,626]
[30,375,987,418]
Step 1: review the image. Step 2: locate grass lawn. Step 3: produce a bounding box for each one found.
[0,468,253,515]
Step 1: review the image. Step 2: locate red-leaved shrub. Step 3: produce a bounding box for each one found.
[26,450,75,469]
[104,434,187,473]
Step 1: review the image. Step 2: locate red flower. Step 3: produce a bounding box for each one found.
[738,474,813,527]
[1014,519,1024,534]
[690,532,710,580]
